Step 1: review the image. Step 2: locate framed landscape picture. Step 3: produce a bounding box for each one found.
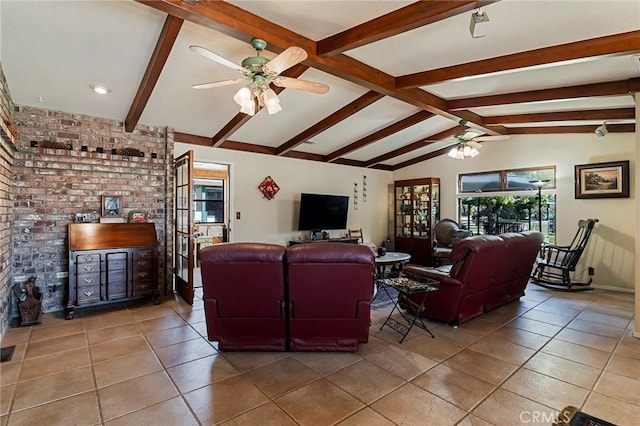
[575,160,629,199]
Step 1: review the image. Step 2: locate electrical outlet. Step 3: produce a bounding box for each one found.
[588,267,595,276]
[236,212,241,220]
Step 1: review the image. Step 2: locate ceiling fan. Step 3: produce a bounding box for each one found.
[189,38,329,116]
[446,122,511,159]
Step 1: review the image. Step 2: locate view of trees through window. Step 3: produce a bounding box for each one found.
[457,166,556,242]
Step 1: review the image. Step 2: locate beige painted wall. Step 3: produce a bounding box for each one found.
[394,132,636,292]
[175,143,394,248]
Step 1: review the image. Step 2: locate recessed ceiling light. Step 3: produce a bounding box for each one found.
[90,84,111,95]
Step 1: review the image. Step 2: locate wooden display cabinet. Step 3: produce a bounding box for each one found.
[394,178,440,265]
[67,223,159,319]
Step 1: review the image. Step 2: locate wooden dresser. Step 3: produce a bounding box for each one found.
[67,223,158,319]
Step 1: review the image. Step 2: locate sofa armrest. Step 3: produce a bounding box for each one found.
[403,265,463,288]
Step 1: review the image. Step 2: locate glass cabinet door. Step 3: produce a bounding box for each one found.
[412,184,430,238]
[395,185,412,238]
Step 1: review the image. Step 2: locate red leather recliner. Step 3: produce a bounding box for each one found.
[402,231,543,326]
[200,242,287,351]
[286,243,375,352]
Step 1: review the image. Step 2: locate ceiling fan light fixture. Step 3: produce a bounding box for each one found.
[469,9,489,38]
[233,86,252,106]
[261,88,282,115]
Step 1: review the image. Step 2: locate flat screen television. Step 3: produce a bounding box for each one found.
[298,193,349,231]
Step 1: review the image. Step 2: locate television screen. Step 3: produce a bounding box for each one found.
[298,193,349,231]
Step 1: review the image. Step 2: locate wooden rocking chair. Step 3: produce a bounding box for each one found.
[531,218,598,291]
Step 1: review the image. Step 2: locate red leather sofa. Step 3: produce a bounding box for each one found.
[401,231,543,326]
[200,242,287,351]
[286,243,375,352]
[200,242,375,352]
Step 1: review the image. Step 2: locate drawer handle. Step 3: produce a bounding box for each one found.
[136,260,148,267]
[138,252,149,258]
[137,272,148,279]
[83,265,95,272]
[83,290,95,297]
[80,256,95,262]
[138,284,148,290]
[83,277,94,284]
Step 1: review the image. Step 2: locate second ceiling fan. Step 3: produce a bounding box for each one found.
[190,38,329,116]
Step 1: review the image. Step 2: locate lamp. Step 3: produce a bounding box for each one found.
[448,142,480,160]
[469,9,490,38]
[594,123,608,137]
[529,179,550,232]
[233,82,282,116]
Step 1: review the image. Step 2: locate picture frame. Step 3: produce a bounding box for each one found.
[128,211,148,223]
[574,160,629,199]
[101,195,121,216]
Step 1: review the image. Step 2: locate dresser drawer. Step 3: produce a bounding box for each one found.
[107,269,127,283]
[75,253,100,264]
[107,282,128,300]
[76,283,101,304]
[77,262,100,274]
[133,280,153,295]
[74,272,101,287]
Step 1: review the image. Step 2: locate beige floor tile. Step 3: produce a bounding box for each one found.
[531,302,583,319]
[276,378,365,426]
[356,334,393,358]
[367,346,438,381]
[480,309,520,325]
[614,337,640,360]
[469,335,536,365]
[521,309,575,326]
[444,348,518,385]
[0,384,15,416]
[104,396,199,426]
[413,363,496,411]
[371,382,467,426]
[293,351,361,376]
[189,320,209,338]
[184,376,269,425]
[566,318,626,338]
[94,350,163,388]
[488,326,551,350]
[0,362,21,386]
[430,325,484,347]
[23,332,87,359]
[555,328,618,352]
[458,317,502,335]
[337,407,395,426]
[144,324,200,349]
[167,354,240,393]
[19,347,90,382]
[505,317,562,337]
[220,401,298,426]
[401,333,464,362]
[472,388,555,425]
[12,366,95,412]
[98,371,178,421]
[605,353,640,380]
[7,391,100,426]
[136,312,187,333]
[583,392,640,426]
[90,335,150,363]
[28,320,85,342]
[502,368,589,411]
[221,351,291,372]
[178,308,206,324]
[246,357,320,398]
[541,339,610,369]
[594,371,640,405]
[523,352,601,390]
[87,322,142,345]
[457,414,496,426]
[584,305,634,320]
[575,311,630,329]
[1,328,31,346]
[154,337,216,368]
[84,312,134,331]
[326,359,405,404]
[2,344,25,365]
[129,305,177,322]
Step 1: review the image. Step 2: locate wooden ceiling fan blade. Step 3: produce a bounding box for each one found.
[467,141,483,149]
[462,130,483,140]
[272,76,329,94]
[473,135,511,141]
[192,78,247,90]
[189,45,244,72]
[263,46,308,75]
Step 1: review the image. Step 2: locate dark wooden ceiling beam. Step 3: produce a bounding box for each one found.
[449,79,638,109]
[397,30,640,88]
[276,91,384,156]
[211,64,309,147]
[485,108,636,124]
[316,1,490,56]
[326,110,433,162]
[124,15,183,133]
[364,126,463,167]
[508,124,635,134]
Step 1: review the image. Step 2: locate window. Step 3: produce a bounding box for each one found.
[193,179,224,223]
[459,166,556,193]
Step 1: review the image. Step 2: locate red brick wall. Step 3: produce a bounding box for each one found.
[0,64,16,337]
[12,106,174,314]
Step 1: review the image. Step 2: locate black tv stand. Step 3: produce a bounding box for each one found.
[288,237,360,247]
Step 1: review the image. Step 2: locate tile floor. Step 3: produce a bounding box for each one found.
[1,284,638,425]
